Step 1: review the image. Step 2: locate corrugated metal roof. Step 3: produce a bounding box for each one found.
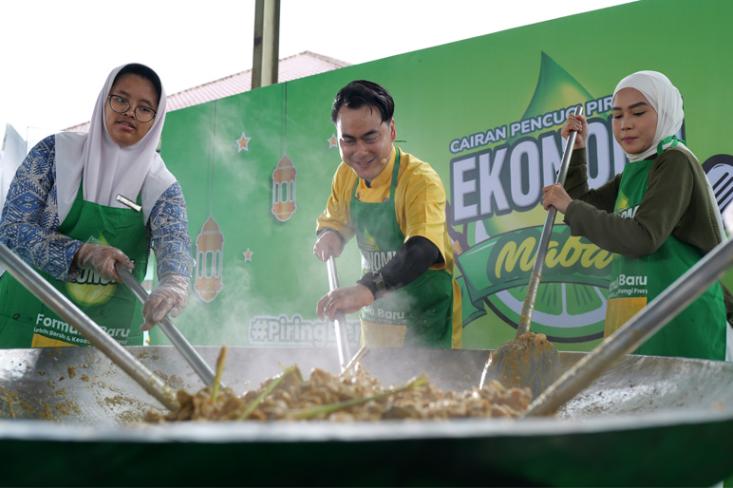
[65,51,348,132]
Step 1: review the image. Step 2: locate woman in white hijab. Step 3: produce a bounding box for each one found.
[542,70,728,361]
[0,63,193,347]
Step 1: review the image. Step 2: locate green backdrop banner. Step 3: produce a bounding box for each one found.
[157,0,733,351]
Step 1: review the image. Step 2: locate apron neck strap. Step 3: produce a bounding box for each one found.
[657,135,682,155]
[352,146,401,199]
[387,147,401,199]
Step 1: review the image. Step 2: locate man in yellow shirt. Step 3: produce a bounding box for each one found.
[314,80,461,348]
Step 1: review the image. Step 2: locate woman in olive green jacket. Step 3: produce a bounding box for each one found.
[543,70,729,361]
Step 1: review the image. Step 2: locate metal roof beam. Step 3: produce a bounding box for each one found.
[251,0,281,89]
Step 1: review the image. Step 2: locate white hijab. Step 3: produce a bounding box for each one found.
[615,70,725,241]
[55,63,175,222]
[613,70,686,163]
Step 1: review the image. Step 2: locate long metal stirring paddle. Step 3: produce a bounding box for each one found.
[525,230,733,416]
[116,265,215,386]
[479,105,584,393]
[326,256,352,372]
[0,243,179,410]
[517,104,584,336]
[112,194,215,386]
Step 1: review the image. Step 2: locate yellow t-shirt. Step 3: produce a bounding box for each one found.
[316,146,462,348]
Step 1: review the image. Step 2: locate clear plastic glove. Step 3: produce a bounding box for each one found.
[142,274,190,331]
[75,243,132,281]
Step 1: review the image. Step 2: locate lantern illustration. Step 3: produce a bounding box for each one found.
[271,155,297,222]
[194,216,224,303]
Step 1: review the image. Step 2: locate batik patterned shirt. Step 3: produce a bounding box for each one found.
[0,135,192,282]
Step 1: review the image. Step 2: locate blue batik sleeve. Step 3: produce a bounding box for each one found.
[0,135,82,280]
[149,183,193,281]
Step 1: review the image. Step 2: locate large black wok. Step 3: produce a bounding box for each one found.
[0,345,731,486]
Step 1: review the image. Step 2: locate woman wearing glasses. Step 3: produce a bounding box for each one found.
[0,63,193,348]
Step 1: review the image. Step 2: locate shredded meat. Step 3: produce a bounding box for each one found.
[145,364,531,423]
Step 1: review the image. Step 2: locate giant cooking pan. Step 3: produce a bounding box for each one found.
[0,345,732,486]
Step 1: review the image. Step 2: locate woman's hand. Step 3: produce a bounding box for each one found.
[561,113,588,150]
[74,243,132,281]
[142,274,189,331]
[543,184,573,214]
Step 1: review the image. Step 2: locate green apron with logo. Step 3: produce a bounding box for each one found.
[351,149,453,348]
[0,183,149,347]
[605,142,725,360]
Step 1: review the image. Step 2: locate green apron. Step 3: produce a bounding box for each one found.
[351,149,453,348]
[605,141,725,360]
[0,183,149,347]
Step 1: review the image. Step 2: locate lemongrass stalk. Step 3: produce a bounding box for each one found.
[239,365,301,420]
[209,346,228,402]
[289,375,428,420]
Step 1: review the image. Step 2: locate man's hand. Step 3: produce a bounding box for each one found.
[75,243,132,281]
[313,230,343,262]
[317,284,374,320]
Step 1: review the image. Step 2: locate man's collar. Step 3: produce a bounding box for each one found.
[364,146,396,188]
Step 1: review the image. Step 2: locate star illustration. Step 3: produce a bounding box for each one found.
[243,248,254,262]
[328,134,338,149]
[237,132,251,152]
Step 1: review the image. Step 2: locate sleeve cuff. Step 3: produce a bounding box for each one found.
[564,200,588,233]
[357,272,381,299]
[317,227,345,245]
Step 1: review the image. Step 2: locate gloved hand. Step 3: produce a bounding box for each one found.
[75,243,132,281]
[142,274,190,331]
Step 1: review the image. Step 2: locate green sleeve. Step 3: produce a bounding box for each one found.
[564,150,694,258]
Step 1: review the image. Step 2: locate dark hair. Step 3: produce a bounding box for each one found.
[112,63,163,106]
[331,80,394,123]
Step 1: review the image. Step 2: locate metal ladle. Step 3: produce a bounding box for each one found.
[0,243,179,410]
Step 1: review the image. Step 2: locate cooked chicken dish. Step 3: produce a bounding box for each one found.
[146,356,531,423]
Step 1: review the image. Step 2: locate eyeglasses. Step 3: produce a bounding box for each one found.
[107,94,157,123]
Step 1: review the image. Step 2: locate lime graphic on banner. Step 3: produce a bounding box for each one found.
[453,52,612,342]
[522,52,593,123]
